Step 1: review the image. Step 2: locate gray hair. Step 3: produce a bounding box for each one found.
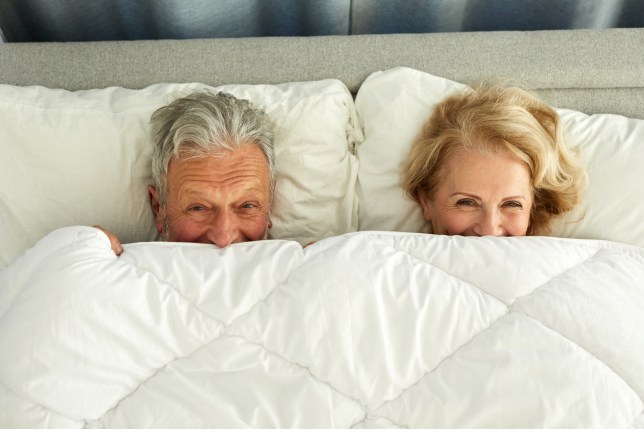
[150,91,275,204]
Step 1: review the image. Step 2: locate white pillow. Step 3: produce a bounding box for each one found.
[550,109,644,243]
[355,66,644,248]
[355,68,466,234]
[0,80,360,269]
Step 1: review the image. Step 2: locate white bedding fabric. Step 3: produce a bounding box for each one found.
[1,227,644,428]
[0,79,360,270]
[355,67,644,248]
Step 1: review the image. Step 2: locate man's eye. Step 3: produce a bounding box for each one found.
[188,206,206,212]
[241,203,257,209]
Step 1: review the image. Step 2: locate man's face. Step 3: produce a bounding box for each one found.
[149,145,272,247]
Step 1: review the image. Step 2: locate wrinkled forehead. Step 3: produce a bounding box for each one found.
[168,146,271,189]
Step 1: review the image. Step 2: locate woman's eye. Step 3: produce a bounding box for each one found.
[456,199,476,207]
[502,201,523,210]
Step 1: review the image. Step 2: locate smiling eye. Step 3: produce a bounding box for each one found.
[241,202,257,209]
[188,205,206,212]
[456,199,477,207]
[502,201,523,212]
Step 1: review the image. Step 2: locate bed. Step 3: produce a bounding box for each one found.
[1,29,644,428]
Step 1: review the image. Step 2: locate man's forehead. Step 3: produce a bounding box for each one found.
[171,145,267,171]
[174,143,266,162]
[168,145,270,193]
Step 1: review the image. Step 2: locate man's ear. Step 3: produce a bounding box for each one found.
[148,185,164,234]
[418,191,433,222]
[268,178,275,230]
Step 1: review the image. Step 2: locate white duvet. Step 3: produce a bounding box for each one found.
[1,226,644,428]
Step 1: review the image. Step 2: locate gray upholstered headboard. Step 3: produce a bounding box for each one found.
[1,28,643,118]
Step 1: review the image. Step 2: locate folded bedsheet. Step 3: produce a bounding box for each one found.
[1,227,643,428]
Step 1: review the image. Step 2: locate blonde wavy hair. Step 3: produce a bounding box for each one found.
[401,84,586,235]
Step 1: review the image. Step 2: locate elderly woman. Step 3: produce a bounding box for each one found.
[401,84,586,236]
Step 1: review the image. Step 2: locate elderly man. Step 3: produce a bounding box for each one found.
[98,91,275,255]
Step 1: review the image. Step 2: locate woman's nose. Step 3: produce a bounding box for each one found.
[474,209,504,236]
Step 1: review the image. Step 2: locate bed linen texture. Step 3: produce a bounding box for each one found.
[1,227,643,428]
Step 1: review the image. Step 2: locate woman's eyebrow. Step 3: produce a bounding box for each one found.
[449,192,481,200]
[449,193,529,200]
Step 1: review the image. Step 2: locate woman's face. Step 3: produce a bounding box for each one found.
[419,149,533,237]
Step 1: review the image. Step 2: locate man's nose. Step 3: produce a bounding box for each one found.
[204,211,238,248]
[474,209,504,237]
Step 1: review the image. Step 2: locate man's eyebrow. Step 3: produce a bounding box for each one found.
[179,189,207,199]
[234,184,269,196]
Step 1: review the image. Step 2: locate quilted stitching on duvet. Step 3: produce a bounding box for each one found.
[1,227,643,428]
